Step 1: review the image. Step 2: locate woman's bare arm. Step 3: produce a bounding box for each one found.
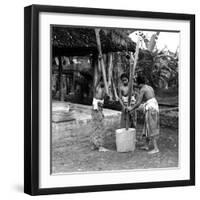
[128,89,144,112]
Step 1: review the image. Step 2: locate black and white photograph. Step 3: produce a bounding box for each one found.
[51,26,180,174]
[24,5,195,195]
[0,0,198,198]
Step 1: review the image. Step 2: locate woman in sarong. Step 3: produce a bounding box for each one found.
[90,80,109,152]
[128,75,160,154]
[119,73,137,129]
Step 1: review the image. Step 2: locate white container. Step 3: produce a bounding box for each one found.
[115,128,136,152]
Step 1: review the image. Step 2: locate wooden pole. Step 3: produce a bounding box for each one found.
[126,36,140,130]
[94,28,109,95]
[108,53,113,87]
[108,53,113,100]
[128,36,140,105]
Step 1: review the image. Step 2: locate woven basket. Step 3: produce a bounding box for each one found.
[115,128,136,152]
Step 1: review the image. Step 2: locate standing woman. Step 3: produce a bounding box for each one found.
[128,75,160,154]
[90,78,110,152]
[119,73,137,129]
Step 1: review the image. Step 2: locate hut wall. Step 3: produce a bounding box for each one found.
[52,55,93,103]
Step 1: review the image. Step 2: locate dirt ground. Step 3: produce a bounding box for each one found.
[52,123,178,174]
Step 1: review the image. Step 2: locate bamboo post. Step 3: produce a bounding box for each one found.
[94,28,109,95]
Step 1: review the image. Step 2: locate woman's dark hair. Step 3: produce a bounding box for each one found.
[120,73,129,81]
[136,75,146,85]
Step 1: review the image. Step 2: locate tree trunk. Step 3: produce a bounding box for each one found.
[128,38,140,104]
[108,53,113,100]
[108,53,113,86]
[126,37,140,130]
[92,55,99,95]
[94,28,109,95]
[112,78,119,101]
[116,52,121,95]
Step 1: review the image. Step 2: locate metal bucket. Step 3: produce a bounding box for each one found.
[115,128,136,152]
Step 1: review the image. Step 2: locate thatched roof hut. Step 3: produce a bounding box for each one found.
[52,26,136,56]
[51,26,140,101]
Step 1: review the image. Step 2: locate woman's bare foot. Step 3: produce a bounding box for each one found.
[148,148,159,154]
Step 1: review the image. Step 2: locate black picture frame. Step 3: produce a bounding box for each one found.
[24,4,195,196]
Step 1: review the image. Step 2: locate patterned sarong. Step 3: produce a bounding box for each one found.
[143,98,160,138]
[90,98,105,148]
